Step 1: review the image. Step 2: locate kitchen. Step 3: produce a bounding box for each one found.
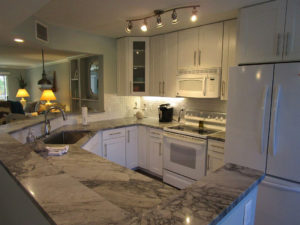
[0,0,299,225]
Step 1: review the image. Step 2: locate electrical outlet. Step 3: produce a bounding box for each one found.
[243,199,253,225]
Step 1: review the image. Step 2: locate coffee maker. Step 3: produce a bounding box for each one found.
[158,104,173,122]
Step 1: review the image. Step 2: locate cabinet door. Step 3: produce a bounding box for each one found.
[237,0,286,64]
[117,38,130,96]
[283,0,300,61]
[103,137,126,167]
[138,126,148,169]
[221,20,237,100]
[207,151,224,174]
[178,27,198,68]
[125,126,138,169]
[149,136,163,176]
[129,37,149,96]
[164,32,178,97]
[150,35,165,96]
[198,22,223,68]
[82,131,102,156]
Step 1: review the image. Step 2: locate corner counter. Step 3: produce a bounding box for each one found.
[0,116,264,225]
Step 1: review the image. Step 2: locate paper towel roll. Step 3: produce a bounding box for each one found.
[82,107,88,125]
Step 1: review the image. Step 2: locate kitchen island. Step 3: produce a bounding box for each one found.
[0,116,264,225]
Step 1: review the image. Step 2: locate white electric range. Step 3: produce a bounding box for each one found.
[163,111,226,189]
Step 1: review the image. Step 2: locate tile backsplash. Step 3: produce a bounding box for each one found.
[141,96,227,119]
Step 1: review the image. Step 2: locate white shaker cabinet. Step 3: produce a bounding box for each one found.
[284,0,300,61]
[221,19,237,100]
[138,126,148,169]
[125,126,138,169]
[198,22,223,68]
[178,27,198,69]
[237,0,287,64]
[117,37,149,96]
[103,137,126,167]
[207,139,225,175]
[148,129,163,176]
[150,35,165,96]
[82,131,102,156]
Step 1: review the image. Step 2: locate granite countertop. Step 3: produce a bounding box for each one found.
[208,131,226,142]
[0,116,264,225]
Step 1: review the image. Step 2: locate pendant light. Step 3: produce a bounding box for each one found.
[38,49,52,89]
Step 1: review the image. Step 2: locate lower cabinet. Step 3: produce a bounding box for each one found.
[207,139,225,174]
[148,128,163,176]
[138,126,148,169]
[103,136,126,167]
[125,126,138,169]
[82,131,102,156]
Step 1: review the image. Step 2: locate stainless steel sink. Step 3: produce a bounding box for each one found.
[43,130,90,144]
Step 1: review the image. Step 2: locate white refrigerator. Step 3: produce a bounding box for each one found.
[225,63,300,225]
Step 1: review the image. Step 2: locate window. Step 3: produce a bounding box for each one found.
[0,75,8,100]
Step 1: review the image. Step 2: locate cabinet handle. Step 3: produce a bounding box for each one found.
[194,51,196,66]
[221,81,225,97]
[130,81,132,94]
[210,145,224,149]
[284,32,290,56]
[276,33,281,56]
[110,132,121,136]
[104,144,107,157]
[198,50,201,66]
[150,132,160,136]
[159,143,162,156]
[203,77,207,96]
[163,81,165,95]
[127,130,130,143]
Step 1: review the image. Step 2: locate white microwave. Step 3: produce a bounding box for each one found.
[176,68,221,98]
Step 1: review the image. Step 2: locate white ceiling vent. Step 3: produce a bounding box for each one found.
[35,21,48,42]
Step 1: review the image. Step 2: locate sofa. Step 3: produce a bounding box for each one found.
[0,100,25,124]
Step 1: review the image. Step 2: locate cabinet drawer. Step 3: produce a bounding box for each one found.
[149,128,162,139]
[103,128,125,140]
[208,139,225,153]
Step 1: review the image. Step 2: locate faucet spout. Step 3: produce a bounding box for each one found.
[44,105,67,135]
[178,108,184,123]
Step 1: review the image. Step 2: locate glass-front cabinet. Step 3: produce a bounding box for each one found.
[117,37,149,96]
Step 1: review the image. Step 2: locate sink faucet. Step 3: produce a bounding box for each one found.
[178,108,184,123]
[44,106,67,135]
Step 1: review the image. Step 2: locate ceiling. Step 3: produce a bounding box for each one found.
[0,0,267,68]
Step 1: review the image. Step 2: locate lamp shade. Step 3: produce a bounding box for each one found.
[40,89,56,101]
[16,89,30,98]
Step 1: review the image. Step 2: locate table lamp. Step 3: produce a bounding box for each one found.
[40,89,56,105]
[16,89,30,108]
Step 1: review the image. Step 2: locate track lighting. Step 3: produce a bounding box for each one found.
[125,21,132,33]
[190,7,198,22]
[171,9,178,24]
[141,19,148,32]
[124,5,199,33]
[156,14,163,28]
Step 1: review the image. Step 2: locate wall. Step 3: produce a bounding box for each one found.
[26,62,70,109]
[0,68,28,101]
[141,96,227,118]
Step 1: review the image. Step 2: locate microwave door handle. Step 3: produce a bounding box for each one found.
[259,86,269,154]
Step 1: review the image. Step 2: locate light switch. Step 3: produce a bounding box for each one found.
[243,199,253,225]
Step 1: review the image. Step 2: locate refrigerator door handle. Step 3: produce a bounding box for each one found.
[259,86,269,154]
[271,86,281,156]
[262,180,300,193]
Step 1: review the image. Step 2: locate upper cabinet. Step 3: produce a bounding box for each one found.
[221,20,237,100]
[237,0,300,64]
[178,22,223,69]
[117,37,149,96]
[149,33,177,97]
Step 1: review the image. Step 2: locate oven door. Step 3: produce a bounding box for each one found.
[176,76,206,98]
[163,132,206,180]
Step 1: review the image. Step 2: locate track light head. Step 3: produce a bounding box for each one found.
[125,21,133,33]
[190,7,198,22]
[141,19,148,32]
[171,9,178,24]
[156,14,163,28]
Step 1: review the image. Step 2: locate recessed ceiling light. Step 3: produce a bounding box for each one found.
[14,38,24,43]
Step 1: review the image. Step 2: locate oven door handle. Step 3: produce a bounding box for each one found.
[163,133,206,145]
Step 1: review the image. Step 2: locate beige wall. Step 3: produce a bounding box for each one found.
[26,62,70,109]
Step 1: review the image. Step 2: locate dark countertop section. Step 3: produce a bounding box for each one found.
[208,131,226,142]
[0,116,263,225]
